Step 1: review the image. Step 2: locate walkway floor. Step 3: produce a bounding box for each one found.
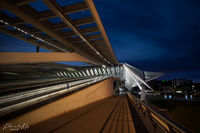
[18,94,137,133]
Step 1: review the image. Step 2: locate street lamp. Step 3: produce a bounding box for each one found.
[192,85,194,92]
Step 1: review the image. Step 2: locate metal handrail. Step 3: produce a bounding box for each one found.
[127,92,193,133]
[0,76,110,116]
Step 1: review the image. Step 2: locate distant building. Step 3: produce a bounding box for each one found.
[154,79,196,93]
[172,79,192,86]
[154,78,200,94]
[154,80,172,92]
[162,86,173,93]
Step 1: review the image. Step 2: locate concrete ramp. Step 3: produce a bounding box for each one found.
[16,94,136,133]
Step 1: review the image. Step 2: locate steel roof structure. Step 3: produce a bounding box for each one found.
[0,0,118,66]
[0,0,164,93]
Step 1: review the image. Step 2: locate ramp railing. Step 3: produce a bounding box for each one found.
[127,92,193,133]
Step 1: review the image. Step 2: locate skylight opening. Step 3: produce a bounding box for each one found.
[5,26,15,30]
[29,1,50,12]
[70,35,79,38]
[85,31,101,36]
[90,38,103,41]
[24,23,34,28]
[69,9,92,20]
[23,34,31,37]
[55,0,84,7]
[1,10,17,18]
[40,32,47,35]
[48,17,63,24]
[78,23,97,29]
[61,28,72,32]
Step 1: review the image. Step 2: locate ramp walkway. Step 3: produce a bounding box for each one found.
[17,94,141,133]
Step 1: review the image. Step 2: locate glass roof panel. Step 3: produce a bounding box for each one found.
[61,28,72,32]
[70,35,79,38]
[40,32,47,35]
[85,31,101,36]
[56,0,84,6]
[78,23,97,29]
[29,1,50,12]
[69,10,92,20]
[1,10,17,18]
[48,17,62,24]
[24,23,34,28]
[23,34,31,37]
[4,26,15,30]
[90,38,103,41]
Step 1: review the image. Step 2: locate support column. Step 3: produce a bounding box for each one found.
[140,84,146,101]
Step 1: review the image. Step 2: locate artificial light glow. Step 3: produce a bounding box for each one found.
[60,72,64,76]
[0,20,8,25]
[1,20,67,52]
[125,67,143,90]
[57,73,60,76]
[124,64,154,91]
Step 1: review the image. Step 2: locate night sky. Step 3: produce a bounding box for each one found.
[94,0,200,82]
[0,0,200,82]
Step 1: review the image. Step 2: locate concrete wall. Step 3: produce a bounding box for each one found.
[0,78,114,133]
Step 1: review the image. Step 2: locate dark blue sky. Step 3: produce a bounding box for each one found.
[94,0,200,82]
[0,0,199,82]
